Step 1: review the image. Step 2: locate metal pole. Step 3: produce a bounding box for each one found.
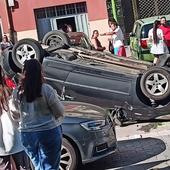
[4,0,15,43]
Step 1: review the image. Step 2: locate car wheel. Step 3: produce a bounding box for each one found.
[12,38,44,69]
[140,67,170,101]
[60,138,78,170]
[42,30,70,47]
[2,49,21,78]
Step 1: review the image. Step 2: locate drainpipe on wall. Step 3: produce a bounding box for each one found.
[4,0,16,43]
[111,0,117,21]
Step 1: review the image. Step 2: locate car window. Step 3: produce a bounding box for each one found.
[140,24,153,38]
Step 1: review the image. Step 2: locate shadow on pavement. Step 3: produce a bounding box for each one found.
[115,159,170,170]
[80,137,166,170]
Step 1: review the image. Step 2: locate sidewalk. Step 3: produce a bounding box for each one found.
[116,122,170,140]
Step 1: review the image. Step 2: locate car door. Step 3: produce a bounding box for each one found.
[63,62,134,108]
[42,57,74,96]
[130,22,141,59]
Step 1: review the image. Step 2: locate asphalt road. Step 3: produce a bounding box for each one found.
[80,124,170,170]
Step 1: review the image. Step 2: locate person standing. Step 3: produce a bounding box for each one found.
[0,35,13,52]
[110,22,125,56]
[159,16,170,53]
[148,20,169,65]
[10,59,64,170]
[108,19,116,54]
[101,21,125,56]
[91,30,106,51]
[0,66,30,170]
[100,19,116,54]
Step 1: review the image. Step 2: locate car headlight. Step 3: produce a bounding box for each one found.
[80,120,106,131]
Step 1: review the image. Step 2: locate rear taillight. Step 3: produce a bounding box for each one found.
[139,39,148,49]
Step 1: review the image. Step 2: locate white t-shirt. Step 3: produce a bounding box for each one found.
[148,28,168,54]
[112,26,124,48]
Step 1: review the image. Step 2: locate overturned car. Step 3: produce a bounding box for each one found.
[2,31,170,125]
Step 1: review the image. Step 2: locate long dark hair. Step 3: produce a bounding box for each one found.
[20,59,44,102]
[153,20,160,44]
[0,66,10,114]
[91,30,98,39]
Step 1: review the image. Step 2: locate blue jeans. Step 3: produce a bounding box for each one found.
[21,126,62,170]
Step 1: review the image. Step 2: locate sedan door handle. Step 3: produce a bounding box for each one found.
[64,95,74,101]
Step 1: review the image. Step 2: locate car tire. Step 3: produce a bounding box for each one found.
[140,67,170,101]
[12,38,44,69]
[42,30,70,47]
[60,138,78,170]
[2,49,21,78]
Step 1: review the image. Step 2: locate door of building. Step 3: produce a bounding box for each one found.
[37,14,89,41]
[37,18,52,41]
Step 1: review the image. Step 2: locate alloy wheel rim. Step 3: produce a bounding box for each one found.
[59,145,73,170]
[145,72,168,96]
[16,44,36,65]
[47,35,63,47]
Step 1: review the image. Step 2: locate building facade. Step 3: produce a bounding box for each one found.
[0,0,110,46]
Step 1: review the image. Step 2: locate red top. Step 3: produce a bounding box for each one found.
[159,25,170,47]
[5,77,16,89]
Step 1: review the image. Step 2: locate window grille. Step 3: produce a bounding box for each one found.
[66,3,76,15]
[56,5,66,16]
[46,7,56,17]
[76,2,87,13]
[36,8,46,19]
[35,2,87,19]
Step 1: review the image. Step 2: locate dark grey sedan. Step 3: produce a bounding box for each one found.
[56,101,116,170]
[2,33,170,125]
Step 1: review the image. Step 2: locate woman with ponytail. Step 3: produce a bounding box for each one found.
[148,20,169,65]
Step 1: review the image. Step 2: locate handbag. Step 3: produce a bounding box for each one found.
[118,46,127,57]
[0,110,16,153]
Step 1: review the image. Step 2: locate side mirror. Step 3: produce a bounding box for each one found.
[129,32,135,37]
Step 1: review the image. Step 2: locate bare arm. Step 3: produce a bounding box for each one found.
[91,38,105,51]
[100,31,116,36]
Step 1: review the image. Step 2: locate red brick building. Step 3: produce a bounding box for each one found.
[0,0,109,46]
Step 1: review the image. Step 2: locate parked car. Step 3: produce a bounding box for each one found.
[2,31,170,125]
[130,15,170,62]
[60,101,117,170]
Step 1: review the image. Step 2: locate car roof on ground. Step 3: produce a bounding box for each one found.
[136,14,170,25]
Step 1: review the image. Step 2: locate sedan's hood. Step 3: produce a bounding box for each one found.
[62,101,107,119]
